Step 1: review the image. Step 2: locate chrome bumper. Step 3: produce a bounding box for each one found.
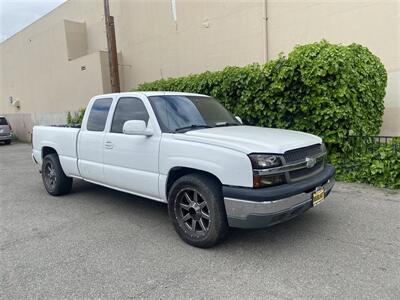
[224,177,335,228]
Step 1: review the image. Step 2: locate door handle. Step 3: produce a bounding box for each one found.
[104,141,113,149]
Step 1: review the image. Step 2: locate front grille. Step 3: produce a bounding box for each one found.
[289,161,324,181]
[283,144,324,182]
[284,144,322,163]
[0,132,10,136]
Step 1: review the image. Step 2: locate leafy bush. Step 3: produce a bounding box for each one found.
[136,40,387,153]
[67,108,85,125]
[330,138,400,189]
[135,40,398,188]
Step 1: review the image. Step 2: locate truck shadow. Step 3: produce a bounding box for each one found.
[70,179,170,225]
[226,212,327,245]
[70,179,331,250]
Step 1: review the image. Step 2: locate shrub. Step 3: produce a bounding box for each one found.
[135,40,396,188]
[330,138,400,189]
[285,42,387,152]
[67,108,85,125]
[135,40,387,153]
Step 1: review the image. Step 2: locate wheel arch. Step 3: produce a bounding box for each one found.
[165,167,222,199]
[42,146,58,159]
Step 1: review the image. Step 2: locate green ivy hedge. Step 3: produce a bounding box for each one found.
[135,41,399,188]
[329,138,400,189]
[67,108,85,126]
[136,40,387,153]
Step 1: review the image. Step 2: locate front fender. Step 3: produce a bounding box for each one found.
[159,136,254,196]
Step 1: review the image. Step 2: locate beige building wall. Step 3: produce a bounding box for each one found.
[266,0,400,135]
[0,0,110,118]
[0,0,266,114]
[0,0,399,141]
[0,5,112,140]
[114,0,266,90]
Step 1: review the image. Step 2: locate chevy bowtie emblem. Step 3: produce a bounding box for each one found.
[306,157,316,168]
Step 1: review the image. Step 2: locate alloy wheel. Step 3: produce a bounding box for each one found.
[176,188,210,235]
[44,161,57,189]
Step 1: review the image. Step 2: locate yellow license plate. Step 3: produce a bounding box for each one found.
[312,188,325,206]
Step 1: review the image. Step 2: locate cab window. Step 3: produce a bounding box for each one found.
[111,97,149,133]
[86,98,113,131]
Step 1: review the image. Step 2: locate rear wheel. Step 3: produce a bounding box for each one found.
[4,140,11,145]
[42,153,72,196]
[168,174,228,248]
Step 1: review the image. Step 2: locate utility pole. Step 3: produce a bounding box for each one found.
[103,0,120,93]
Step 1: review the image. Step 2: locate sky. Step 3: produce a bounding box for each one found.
[0,0,67,42]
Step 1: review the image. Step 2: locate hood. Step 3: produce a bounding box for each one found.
[174,126,322,154]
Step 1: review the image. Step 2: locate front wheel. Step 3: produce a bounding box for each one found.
[42,153,73,196]
[168,174,228,248]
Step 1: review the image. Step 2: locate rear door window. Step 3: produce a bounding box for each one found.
[87,98,112,131]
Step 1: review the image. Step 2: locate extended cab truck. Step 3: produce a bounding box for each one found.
[32,92,335,248]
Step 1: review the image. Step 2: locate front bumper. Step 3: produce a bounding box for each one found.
[223,164,335,228]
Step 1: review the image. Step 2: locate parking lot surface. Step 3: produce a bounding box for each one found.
[1,143,399,299]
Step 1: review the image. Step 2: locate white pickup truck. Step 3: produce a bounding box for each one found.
[32,92,335,247]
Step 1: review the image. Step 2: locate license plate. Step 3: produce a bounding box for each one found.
[312,188,325,206]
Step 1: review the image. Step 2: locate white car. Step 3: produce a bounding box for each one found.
[32,92,335,247]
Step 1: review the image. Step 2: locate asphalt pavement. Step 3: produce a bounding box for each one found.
[1,143,399,299]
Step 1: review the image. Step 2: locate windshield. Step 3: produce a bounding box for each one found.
[0,117,8,125]
[148,95,240,133]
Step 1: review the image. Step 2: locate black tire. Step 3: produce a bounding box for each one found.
[42,153,73,196]
[168,173,228,248]
[4,140,11,145]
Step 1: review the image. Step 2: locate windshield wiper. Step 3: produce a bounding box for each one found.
[174,124,211,133]
[214,122,241,127]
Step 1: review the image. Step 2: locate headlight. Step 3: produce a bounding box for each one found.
[248,154,282,169]
[253,174,286,188]
[248,154,285,188]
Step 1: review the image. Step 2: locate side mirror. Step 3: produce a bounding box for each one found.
[123,120,153,136]
[235,116,243,124]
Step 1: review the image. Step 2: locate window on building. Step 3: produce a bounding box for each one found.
[111,97,149,133]
[86,98,112,131]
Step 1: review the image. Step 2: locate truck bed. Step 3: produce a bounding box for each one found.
[32,126,81,177]
[50,124,81,128]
